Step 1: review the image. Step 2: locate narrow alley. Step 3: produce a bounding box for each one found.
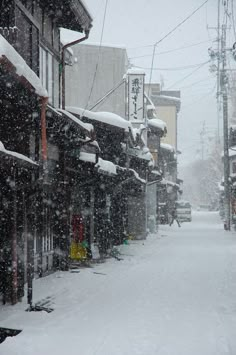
[1,211,236,355]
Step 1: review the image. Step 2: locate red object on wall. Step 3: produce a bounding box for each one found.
[72,215,84,243]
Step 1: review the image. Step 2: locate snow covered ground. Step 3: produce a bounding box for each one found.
[1,211,236,355]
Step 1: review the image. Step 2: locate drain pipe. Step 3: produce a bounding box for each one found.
[61,30,90,110]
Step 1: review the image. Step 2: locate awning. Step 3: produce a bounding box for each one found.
[0,34,48,163]
[79,152,97,164]
[160,143,175,153]
[95,158,117,177]
[43,0,93,32]
[57,109,94,138]
[147,169,163,185]
[0,34,47,98]
[148,118,167,134]
[0,142,38,169]
[66,106,131,132]
[160,179,180,189]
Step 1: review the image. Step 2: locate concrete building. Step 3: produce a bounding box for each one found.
[65,43,129,117]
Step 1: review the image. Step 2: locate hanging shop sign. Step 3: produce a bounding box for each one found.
[127,70,145,123]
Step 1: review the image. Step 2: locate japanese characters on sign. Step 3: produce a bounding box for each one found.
[127,72,145,123]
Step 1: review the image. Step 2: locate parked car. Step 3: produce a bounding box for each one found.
[176,200,192,222]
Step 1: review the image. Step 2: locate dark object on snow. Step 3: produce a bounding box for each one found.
[0,327,22,344]
[26,296,54,313]
[26,304,54,313]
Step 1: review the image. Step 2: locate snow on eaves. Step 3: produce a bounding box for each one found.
[221,146,236,158]
[126,68,146,75]
[159,94,181,102]
[66,106,131,132]
[118,165,146,184]
[0,141,38,166]
[128,146,154,162]
[95,158,117,176]
[0,34,48,98]
[79,152,97,163]
[57,109,94,134]
[148,118,166,132]
[161,178,179,188]
[160,142,175,152]
[229,146,236,157]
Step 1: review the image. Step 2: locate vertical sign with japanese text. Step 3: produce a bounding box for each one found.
[127,71,145,123]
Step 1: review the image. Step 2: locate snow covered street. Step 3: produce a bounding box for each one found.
[1,211,236,355]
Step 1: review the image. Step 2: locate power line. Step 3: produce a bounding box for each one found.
[166,61,210,90]
[83,0,109,113]
[231,0,236,41]
[179,76,214,90]
[181,83,217,109]
[148,0,209,95]
[132,61,210,71]
[129,40,212,60]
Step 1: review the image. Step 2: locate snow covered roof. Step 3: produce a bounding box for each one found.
[126,68,146,75]
[95,158,117,176]
[0,34,48,98]
[117,165,146,184]
[66,106,131,132]
[229,146,236,157]
[79,152,97,163]
[151,169,162,176]
[80,41,126,50]
[57,109,94,135]
[128,146,154,162]
[0,141,38,166]
[47,105,63,116]
[161,178,179,188]
[160,143,175,153]
[159,94,181,102]
[148,118,167,132]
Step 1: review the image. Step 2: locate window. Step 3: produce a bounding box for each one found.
[40,47,54,104]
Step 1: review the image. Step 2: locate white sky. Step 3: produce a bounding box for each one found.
[63,0,236,166]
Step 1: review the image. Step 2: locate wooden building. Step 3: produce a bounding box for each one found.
[0,0,93,304]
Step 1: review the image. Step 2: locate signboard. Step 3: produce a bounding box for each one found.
[127,71,145,123]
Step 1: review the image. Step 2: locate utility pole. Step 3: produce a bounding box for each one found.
[216,0,221,140]
[221,24,231,230]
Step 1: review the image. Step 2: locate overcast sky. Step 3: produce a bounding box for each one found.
[63,0,236,167]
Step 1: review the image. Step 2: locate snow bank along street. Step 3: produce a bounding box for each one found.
[1,211,236,355]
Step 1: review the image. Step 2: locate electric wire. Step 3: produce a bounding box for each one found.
[129,40,212,60]
[83,0,109,114]
[148,0,209,94]
[133,61,210,71]
[231,0,236,41]
[181,82,217,109]
[165,61,210,90]
[179,76,214,90]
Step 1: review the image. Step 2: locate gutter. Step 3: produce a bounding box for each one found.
[60,30,90,110]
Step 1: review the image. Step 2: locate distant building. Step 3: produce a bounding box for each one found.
[144,84,181,151]
[65,43,129,117]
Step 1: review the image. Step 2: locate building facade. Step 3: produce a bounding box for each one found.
[65,43,129,117]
